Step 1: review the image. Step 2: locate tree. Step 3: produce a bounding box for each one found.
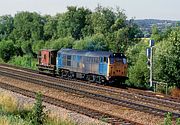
[21,40,34,55]
[151,25,161,42]
[0,40,16,62]
[73,34,108,51]
[127,50,149,88]
[12,11,44,41]
[109,28,128,52]
[32,40,45,54]
[89,6,118,35]
[126,40,149,88]
[43,15,58,40]
[154,27,180,87]
[128,19,143,39]
[0,15,14,40]
[57,6,91,39]
[45,37,74,50]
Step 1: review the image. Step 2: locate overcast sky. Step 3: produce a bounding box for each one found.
[0,0,179,20]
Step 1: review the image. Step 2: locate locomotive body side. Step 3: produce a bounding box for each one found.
[56,49,128,84]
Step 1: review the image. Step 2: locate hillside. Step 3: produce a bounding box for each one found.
[134,19,180,37]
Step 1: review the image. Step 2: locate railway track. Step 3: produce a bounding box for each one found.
[0,82,141,125]
[1,63,180,102]
[1,63,180,104]
[0,64,180,119]
[0,64,180,112]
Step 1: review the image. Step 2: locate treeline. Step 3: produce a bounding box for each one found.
[0,6,179,89]
[0,6,142,62]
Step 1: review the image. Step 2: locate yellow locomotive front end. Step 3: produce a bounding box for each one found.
[107,53,128,84]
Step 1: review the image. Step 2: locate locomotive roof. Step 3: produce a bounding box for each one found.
[58,48,114,57]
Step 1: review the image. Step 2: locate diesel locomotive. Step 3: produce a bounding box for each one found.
[37,48,128,84]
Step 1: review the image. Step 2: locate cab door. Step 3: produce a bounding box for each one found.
[99,57,108,75]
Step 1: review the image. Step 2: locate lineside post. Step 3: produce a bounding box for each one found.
[147,40,155,89]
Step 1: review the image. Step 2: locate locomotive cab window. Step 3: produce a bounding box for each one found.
[67,55,71,66]
[123,58,127,64]
[110,58,114,64]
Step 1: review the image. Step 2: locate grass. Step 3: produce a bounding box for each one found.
[0,92,18,113]
[0,91,77,125]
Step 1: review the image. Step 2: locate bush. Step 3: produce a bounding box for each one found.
[164,112,172,125]
[0,40,16,62]
[29,92,47,125]
[177,118,180,125]
[8,55,37,69]
[126,40,149,88]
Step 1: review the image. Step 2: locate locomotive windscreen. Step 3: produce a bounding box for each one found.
[110,53,127,64]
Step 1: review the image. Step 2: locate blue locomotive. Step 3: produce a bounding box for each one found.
[37,48,128,84]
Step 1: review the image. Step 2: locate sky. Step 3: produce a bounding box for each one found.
[0,0,179,20]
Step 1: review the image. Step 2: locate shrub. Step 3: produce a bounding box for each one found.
[164,112,172,125]
[29,92,47,125]
[8,55,37,69]
[177,118,180,125]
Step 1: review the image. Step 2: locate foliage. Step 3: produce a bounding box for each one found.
[109,28,129,52]
[29,92,47,125]
[0,15,14,40]
[73,34,108,51]
[45,36,75,50]
[0,115,30,125]
[9,55,37,69]
[0,40,16,62]
[0,92,76,125]
[126,40,149,88]
[150,25,161,42]
[12,11,44,41]
[126,39,148,66]
[153,27,180,87]
[164,112,172,125]
[43,15,58,40]
[57,6,91,39]
[89,7,115,34]
[21,40,34,55]
[177,118,180,125]
[32,40,45,54]
[127,50,149,88]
